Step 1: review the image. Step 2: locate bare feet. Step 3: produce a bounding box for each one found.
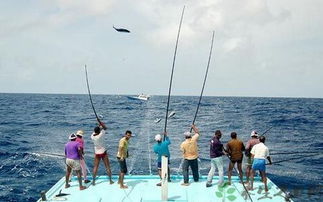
[227,181,231,185]
[65,184,71,188]
[110,180,114,184]
[120,185,128,189]
[79,186,86,190]
[181,183,189,186]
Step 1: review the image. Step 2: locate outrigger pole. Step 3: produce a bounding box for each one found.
[84,65,101,123]
[190,31,215,132]
[163,6,185,140]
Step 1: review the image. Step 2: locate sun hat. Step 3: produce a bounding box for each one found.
[76,130,84,137]
[184,131,192,138]
[155,134,162,141]
[69,133,77,140]
[250,130,258,137]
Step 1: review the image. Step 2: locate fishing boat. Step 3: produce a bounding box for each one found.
[37,174,292,201]
[127,94,151,101]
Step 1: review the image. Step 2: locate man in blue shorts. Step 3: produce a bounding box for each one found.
[153,132,171,186]
[248,136,272,192]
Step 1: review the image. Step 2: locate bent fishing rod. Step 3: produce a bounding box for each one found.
[84,65,101,123]
[190,31,215,132]
[164,6,185,140]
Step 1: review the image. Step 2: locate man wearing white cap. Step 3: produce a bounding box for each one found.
[153,132,171,186]
[76,130,90,184]
[64,133,86,190]
[244,130,260,184]
[180,124,200,186]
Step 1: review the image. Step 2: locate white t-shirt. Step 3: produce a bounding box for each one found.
[250,142,269,159]
[91,129,106,154]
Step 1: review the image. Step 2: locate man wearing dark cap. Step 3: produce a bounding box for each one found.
[91,121,114,185]
[248,136,272,192]
[65,133,86,190]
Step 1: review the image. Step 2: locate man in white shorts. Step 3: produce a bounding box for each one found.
[65,133,86,190]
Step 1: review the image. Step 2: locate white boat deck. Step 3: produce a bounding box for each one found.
[38,175,291,201]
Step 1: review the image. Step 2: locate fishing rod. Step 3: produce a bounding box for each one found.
[163,6,185,140]
[267,153,321,165]
[270,151,322,156]
[260,126,273,136]
[190,31,215,132]
[84,65,101,123]
[225,155,253,202]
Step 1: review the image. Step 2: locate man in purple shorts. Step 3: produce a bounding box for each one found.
[248,136,272,192]
[65,133,86,190]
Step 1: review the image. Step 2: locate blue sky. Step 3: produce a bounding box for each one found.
[0,0,322,98]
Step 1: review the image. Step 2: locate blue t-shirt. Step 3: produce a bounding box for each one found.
[153,136,171,162]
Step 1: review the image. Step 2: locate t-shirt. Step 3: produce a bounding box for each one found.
[117,137,129,159]
[76,137,84,149]
[153,136,171,162]
[91,129,106,154]
[245,138,260,157]
[251,142,269,159]
[210,136,223,158]
[180,133,199,160]
[65,141,81,160]
[226,139,245,161]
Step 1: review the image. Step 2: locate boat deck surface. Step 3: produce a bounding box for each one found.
[39,175,291,201]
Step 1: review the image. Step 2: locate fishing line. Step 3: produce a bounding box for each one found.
[267,153,321,165]
[270,151,322,156]
[163,6,185,140]
[85,65,101,123]
[190,30,215,132]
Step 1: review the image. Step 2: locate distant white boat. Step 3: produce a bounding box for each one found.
[127,94,150,101]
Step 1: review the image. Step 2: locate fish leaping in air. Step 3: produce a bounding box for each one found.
[113,25,130,33]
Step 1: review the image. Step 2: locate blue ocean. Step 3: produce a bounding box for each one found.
[0,93,322,201]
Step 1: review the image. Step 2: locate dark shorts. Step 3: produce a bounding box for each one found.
[95,151,107,159]
[157,159,170,169]
[117,157,127,173]
[230,158,243,164]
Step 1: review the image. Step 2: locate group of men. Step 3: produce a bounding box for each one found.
[153,125,272,192]
[64,122,272,192]
[205,129,272,192]
[64,121,132,190]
